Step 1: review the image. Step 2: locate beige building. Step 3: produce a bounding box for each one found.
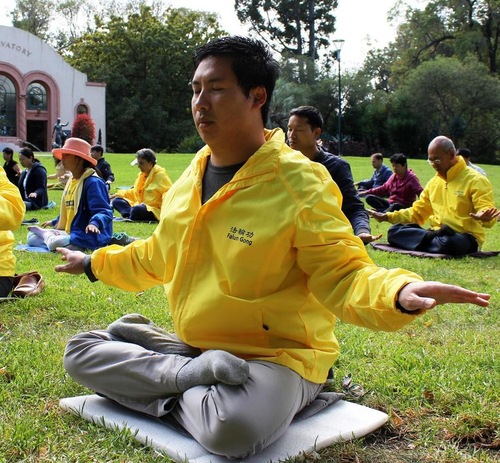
[0,25,106,152]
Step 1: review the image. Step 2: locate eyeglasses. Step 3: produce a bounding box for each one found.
[427,159,442,165]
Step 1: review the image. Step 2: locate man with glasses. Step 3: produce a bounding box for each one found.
[370,136,498,255]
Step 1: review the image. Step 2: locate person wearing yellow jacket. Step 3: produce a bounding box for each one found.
[56,37,492,460]
[110,148,172,221]
[0,166,25,297]
[370,136,498,255]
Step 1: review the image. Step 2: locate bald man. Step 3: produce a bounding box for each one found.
[369,136,499,255]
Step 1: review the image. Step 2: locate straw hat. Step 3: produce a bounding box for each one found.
[52,138,97,166]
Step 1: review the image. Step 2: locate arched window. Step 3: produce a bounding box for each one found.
[27,82,48,110]
[77,104,88,114]
[0,74,17,136]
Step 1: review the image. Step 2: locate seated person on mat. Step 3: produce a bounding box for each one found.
[27,138,113,252]
[359,153,423,212]
[2,147,21,186]
[110,149,172,222]
[0,166,25,297]
[56,36,491,460]
[287,105,380,244]
[18,147,49,211]
[355,152,392,191]
[369,136,499,256]
[90,145,115,189]
[47,156,72,190]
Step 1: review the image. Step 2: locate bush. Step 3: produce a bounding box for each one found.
[71,114,96,144]
[177,133,204,153]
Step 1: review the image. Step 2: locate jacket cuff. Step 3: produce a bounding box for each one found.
[83,255,98,282]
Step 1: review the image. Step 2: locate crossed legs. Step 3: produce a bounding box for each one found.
[63,314,322,458]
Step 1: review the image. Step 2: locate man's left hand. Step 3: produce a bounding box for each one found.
[470,207,500,222]
[397,281,490,313]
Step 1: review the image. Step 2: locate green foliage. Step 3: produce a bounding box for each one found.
[234,0,338,82]
[1,153,499,462]
[389,0,499,76]
[390,57,500,160]
[11,0,54,40]
[176,133,204,154]
[71,113,96,144]
[66,5,225,153]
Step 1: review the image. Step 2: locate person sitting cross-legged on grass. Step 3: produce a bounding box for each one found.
[369,136,499,255]
[287,105,380,244]
[110,148,172,222]
[27,138,113,252]
[359,153,423,212]
[18,147,49,211]
[90,144,115,189]
[56,36,492,461]
[355,152,392,191]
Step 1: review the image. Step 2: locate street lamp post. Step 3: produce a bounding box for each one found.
[332,39,345,156]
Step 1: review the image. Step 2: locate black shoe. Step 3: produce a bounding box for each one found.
[22,217,39,225]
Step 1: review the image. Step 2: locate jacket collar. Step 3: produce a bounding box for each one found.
[438,155,466,182]
[194,128,288,189]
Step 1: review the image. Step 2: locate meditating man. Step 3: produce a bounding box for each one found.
[369,136,498,255]
[359,153,423,212]
[355,152,392,191]
[287,105,380,244]
[56,37,491,459]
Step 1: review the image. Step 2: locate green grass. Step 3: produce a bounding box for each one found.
[1,153,498,462]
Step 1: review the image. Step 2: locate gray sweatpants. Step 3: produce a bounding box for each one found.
[63,323,323,459]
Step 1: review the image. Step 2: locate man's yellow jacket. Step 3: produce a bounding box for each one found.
[91,129,423,384]
[387,156,496,248]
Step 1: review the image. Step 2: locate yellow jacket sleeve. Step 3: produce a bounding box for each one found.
[0,167,26,276]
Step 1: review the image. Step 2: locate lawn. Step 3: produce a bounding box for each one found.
[1,152,498,462]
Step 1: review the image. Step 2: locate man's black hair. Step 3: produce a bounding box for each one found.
[389,153,407,166]
[193,36,280,126]
[289,106,324,130]
[457,148,471,159]
[91,145,104,154]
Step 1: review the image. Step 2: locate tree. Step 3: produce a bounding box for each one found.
[72,113,96,144]
[389,56,500,161]
[66,5,225,152]
[234,0,338,82]
[388,0,499,76]
[11,0,55,40]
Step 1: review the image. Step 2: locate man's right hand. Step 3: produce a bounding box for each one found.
[55,248,86,274]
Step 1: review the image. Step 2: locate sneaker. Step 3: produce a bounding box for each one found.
[109,232,138,246]
[22,217,39,225]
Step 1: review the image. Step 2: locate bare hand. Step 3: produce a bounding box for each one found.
[357,232,383,244]
[398,281,490,312]
[470,207,500,222]
[86,224,100,234]
[41,220,53,228]
[54,248,86,274]
[367,210,388,222]
[28,192,38,198]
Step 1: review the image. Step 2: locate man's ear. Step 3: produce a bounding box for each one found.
[313,127,322,140]
[251,86,267,107]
